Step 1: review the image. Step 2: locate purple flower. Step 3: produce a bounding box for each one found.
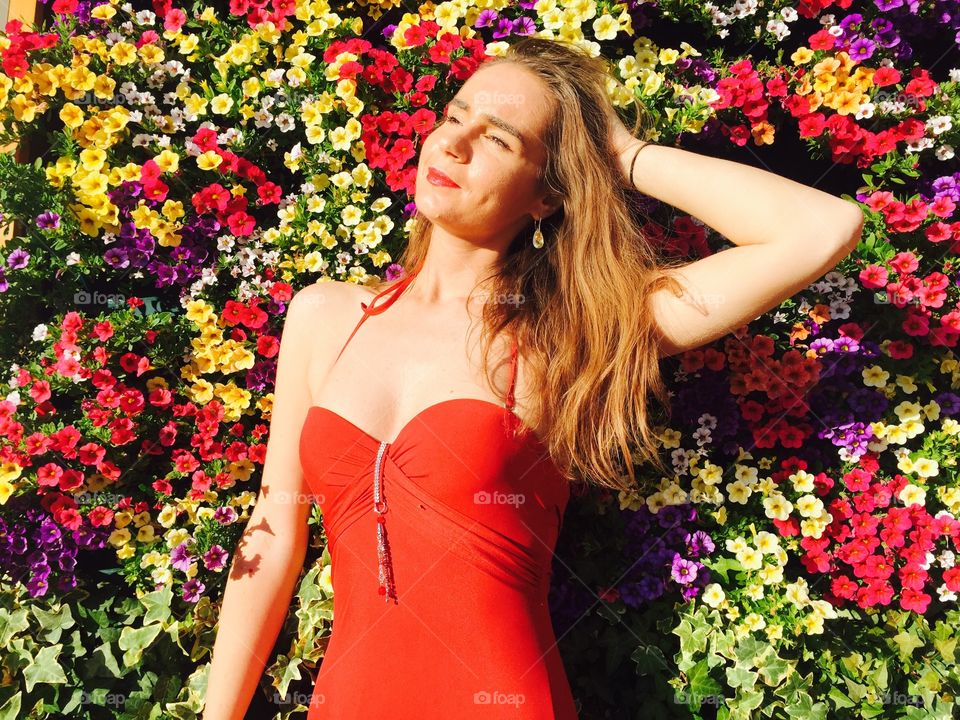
[203,545,229,571]
[170,542,194,572]
[213,506,239,524]
[847,38,876,63]
[513,16,536,35]
[671,555,699,585]
[182,578,206,603]
[685,530,716,558]
[6,248,29,270]
[475,9,498,28]
[35,211,60,230]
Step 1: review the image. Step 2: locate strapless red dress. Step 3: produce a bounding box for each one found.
[298,265,577,718]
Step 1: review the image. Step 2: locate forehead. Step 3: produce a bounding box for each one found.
[454,64,553,150]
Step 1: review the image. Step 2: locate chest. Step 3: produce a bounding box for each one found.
[307,295,541,441]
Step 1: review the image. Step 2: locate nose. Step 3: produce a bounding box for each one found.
[434,121,471,161]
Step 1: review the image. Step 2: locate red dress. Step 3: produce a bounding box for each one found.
[299,265,577,719]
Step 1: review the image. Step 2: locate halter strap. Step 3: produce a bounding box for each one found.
[333,260,519,412]
[506,336,518,412]
[333,259,425,364]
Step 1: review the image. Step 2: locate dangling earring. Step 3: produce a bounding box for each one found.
[532,217,544,249]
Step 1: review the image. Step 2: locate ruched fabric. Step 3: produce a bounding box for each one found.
[299,265,577,719]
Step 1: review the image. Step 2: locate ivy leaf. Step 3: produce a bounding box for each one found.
[140,585,173,625]
[726,663,758,690]
[892,630,924,659]
[757,655,789,686]
[118,623,163,668]
[22,644,67,692]
[687,658,723,701]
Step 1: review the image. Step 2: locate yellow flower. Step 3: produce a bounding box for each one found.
[154,149,180,174]
[592,14,619,41]
[91,4,116,20]
[109,42,138,65]
[319,563,334,594]
[755,531,780,554]
[0,478,16,504]
[211,93,234,114]
[108,527,132,547]
[743,612,766,631]
[197,151,224,171]
[737,547,763,570]
[912,457,939,478]
[795,494,824,518]
[898,483,926,507]
[862,364,889,387]
[763,493,793,521]
[790,470,815,493]
[157,506,178,528]
[59,102,85,129]
[726,480,752,504]
[701,583,725,608]
[138,44,165,65]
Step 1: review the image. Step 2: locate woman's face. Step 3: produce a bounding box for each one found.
[414,62,560,246]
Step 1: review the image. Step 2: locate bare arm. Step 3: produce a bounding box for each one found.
[605,110,863,357]
[202,284,327,720]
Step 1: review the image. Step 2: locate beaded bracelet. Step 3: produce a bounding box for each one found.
[629,141,657,187]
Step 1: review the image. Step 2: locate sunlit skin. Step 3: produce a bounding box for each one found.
[409,61,563,304]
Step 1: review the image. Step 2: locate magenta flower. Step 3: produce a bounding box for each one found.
[671,555,699,585]
[35,211,60,230]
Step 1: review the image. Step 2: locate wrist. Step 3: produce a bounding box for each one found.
[618,139,645,182]
[626,140,654,188]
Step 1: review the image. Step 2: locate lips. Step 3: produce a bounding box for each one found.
[427,166,460,188]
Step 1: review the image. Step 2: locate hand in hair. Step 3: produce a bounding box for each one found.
[604,101,647,185]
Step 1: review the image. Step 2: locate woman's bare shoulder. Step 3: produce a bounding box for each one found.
[286,278,382,347]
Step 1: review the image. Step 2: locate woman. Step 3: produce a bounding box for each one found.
[203,37,863,719]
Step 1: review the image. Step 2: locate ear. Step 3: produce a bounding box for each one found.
[535,192,564,221]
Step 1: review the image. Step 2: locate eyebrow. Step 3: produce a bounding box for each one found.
[448,97,526,149]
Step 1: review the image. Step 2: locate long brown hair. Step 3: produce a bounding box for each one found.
[387,37,688,492]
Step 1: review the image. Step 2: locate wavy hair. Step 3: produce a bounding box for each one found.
[380,37,688,492]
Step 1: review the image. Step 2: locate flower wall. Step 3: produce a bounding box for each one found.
[0,0,958,718]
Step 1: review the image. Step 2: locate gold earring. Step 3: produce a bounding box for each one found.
[532,217,544,249]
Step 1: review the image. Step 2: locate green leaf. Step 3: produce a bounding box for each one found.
[734,636,768,667]
[118,623,163,667]
[757,655,789,686]
[828,685,856,709]
[21,644,67,692]
[31,603,75,645]
[737,687,764,712]
[786,692,828,720]
[892,630,924,658]
[0,691,21,720]
[0,608,30,646]
[91,639,124,678]
[688,658,724,700]
[726,663,758,690]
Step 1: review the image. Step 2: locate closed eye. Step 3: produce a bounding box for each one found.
[440,115,510,149]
